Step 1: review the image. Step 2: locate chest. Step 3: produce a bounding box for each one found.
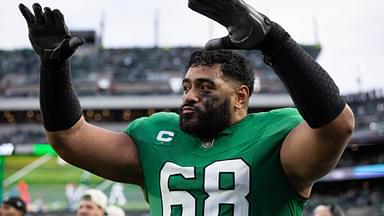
[141,129,294,215]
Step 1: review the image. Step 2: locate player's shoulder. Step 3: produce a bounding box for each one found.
[125,112,179,132]
[145,112,179,123]
[268,107,301,118]
[245,108,303,135]
[248,108,302,125]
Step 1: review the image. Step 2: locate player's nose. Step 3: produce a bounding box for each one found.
[183,87,200,104]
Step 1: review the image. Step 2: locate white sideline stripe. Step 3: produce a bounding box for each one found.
[3,154,52,187]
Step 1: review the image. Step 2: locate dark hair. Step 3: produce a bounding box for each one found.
[186,49,255,95]
[3,197,27,215]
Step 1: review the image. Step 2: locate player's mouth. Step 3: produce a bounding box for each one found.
[181,105,197,114]
[181,104,199,114]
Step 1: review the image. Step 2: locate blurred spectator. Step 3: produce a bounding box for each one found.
[0,197,27,216]
[313,203,345,216]
[108,183,127,206]
[106,205,125,216]
[77,189,107,216]
[16,181,31,209]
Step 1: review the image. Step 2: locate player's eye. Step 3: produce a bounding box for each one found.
[182,84,191,93]
[200,83,212,92]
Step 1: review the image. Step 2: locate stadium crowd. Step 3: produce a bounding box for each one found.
[0,46,320,96]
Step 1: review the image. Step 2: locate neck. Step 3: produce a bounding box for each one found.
[230,107,248,125]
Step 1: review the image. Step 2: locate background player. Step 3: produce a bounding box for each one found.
[76,189,107,216]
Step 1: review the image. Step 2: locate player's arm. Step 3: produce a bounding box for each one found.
[189,0,355,196]
[46,117,142,184]
[280,108,353,198]
[255,16,354,197]
[19,3,142,184]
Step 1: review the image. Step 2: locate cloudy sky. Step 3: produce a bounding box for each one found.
[1,0,383,94]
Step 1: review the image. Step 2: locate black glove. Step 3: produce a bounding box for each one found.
[19,3,84,60]
[188,0,272,50]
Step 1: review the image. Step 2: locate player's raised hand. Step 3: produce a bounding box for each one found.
[188,0,272,50]
[19,3,84,60]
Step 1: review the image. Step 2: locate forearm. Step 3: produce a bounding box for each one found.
[260,23,346,128]
[40,59,83,131]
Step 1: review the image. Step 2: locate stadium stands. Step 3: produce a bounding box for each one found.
[0,45,320,96]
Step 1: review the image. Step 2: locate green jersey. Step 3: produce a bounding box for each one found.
[124,108,305,215]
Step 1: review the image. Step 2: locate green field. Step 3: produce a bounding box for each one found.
[1,155,148,211]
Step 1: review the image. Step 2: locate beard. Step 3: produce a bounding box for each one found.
[179,98,231,139]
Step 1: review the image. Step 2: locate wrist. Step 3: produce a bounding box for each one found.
[258,22,290,65]
[41,58,68,69]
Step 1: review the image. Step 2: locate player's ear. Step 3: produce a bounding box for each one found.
[234,85,249,109]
